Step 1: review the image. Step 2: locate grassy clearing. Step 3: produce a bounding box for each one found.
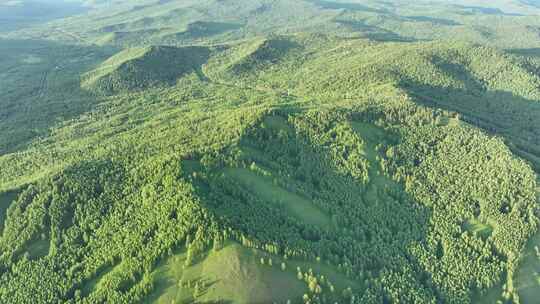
[286,257,361,294]
[463,219,494,240]
[262,115,294,134]
[86,261,143,295]
[515,231,540,304]
[350,122,388,147]
[192,243,306,304]
[197,242,359,303]
[142,249,187,304]
[145,242,306,304]
[351,121,399,201]
[181,160,203,175]
[350,121,388,175]
[26,237,50,260]
[223,167,331,228]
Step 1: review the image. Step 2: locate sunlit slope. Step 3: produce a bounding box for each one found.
[0,7,538,302]
[0,96,536,303]
[143,242,308,304]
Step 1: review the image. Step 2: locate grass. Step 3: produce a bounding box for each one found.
[463,219,494,240]
[144,242,306,304]
[350,121,388,170]
[193,243,305,303]
[83,260,141,296]
[142,249,188,304]
[286,257,361,294]
[223,167,331,228]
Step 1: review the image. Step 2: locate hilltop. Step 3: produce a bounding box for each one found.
[81,45,211,94]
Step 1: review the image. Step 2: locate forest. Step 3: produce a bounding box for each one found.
[0,0,539,303]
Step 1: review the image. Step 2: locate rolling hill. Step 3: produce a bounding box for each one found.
[0,1,539,304]
[81,45,212,94]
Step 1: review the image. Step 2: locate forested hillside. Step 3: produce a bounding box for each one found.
[0,1,539,303]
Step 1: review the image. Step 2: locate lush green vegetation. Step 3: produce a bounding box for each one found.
[0,0,539,303]
[81,45,212,94]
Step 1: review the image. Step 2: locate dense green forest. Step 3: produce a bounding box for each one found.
[0,0,539,303]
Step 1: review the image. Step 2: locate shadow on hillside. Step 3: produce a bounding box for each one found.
[453,5,525,16]
[181,110,448,300]
[184,21,243,37]
[94,16,171,33]
[335,19,416,42]
[509,48,540,58]
[162,21,243,43]
[399,71,540,171]
[228,38,303,75]
[84,45,213,94]
[312,0,462,27]
[508,48,540,79]
[0,38,115,156]
[306,0,390,14]
[404,15,462,26]
[93,28,165,47]
[0,188,22,234]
